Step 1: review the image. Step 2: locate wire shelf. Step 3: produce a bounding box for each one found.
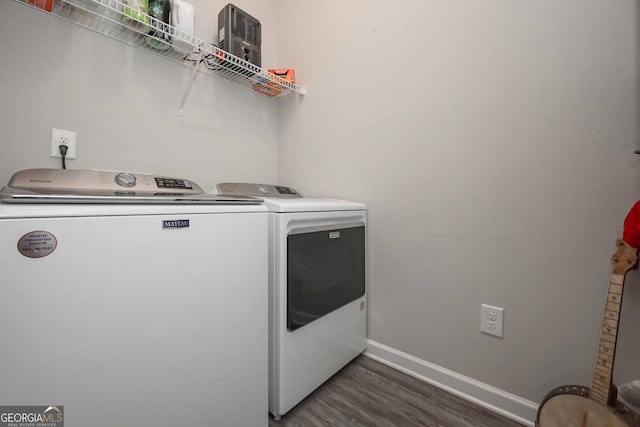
[16,0,306,110]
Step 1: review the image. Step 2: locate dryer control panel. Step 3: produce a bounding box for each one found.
[217,183,302,198]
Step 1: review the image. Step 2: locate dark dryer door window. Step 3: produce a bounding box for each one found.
[287,223,365,331]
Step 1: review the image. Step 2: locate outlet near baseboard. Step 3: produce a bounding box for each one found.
[481,304,504,338]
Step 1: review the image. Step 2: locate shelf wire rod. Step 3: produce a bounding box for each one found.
[178,52,204,117]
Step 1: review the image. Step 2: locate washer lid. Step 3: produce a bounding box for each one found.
[0,187,262,205]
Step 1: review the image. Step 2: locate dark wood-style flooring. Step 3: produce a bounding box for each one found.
[269,355,525,427]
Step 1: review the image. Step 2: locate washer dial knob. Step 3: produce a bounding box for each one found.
[258,184,270,194]
[115,172,137,187]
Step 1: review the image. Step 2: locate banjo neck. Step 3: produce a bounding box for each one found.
[589,271,625,406]
[589,239,637,407]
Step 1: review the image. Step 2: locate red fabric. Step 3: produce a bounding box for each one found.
[623,200,640,249]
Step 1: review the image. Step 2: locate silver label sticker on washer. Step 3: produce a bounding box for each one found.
[162,219,190,229]
[17,231,57,258]
[329,231,340,239]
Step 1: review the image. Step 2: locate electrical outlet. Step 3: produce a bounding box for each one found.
[50,128,77,160]
[481,304,504,338]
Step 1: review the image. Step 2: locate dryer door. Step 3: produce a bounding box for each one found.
[287,223,365,331]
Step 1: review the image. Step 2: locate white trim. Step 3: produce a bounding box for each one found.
[364,339,538,427]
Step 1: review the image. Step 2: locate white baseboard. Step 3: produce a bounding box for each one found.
[364,339,538,427]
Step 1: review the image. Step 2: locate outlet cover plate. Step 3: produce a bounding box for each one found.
[481,304,504,338]
[50,128,77,159]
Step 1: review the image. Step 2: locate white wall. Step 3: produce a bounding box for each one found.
[277,0,640,408]
[0,0,280,190]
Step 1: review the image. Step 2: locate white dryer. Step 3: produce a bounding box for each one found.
[216,183,367,419]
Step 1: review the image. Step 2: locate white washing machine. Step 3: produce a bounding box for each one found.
[216,183,367,419]
[1,169,269,427]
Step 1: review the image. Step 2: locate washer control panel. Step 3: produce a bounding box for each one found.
[155,177,193,190]
[7,169,204,196]
[217,183,302,198]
